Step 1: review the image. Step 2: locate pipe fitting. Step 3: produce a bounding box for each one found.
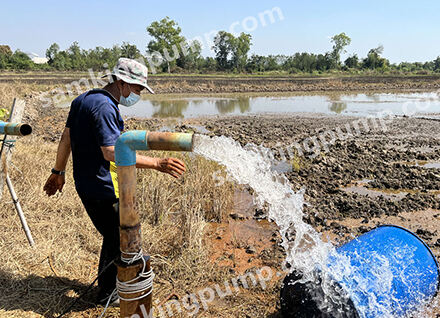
[115,131,194,166]
[0,121,32,136]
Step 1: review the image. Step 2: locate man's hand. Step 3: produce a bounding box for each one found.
[43,174,65,196]
[155,157,186,178]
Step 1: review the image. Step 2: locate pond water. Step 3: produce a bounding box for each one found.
[118,91,440,119]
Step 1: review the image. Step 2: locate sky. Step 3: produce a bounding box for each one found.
[1,0,439,63]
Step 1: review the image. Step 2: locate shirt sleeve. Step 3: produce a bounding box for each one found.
[65,99,77,128]
[91,102,122,147]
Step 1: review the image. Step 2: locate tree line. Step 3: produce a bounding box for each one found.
[1,17,439,75]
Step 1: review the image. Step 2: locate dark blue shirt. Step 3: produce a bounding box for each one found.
[66,89,124,200]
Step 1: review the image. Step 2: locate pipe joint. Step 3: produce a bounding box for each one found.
[115,131,148,166]
[115,131,194,167]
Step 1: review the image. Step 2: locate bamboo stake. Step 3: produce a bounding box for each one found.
[118,165,152,317]
[6,174,34,246]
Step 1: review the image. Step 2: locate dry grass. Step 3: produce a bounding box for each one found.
[0,132,239,317]
[0,83,56,111]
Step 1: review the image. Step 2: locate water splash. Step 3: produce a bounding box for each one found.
[192,134,434,318]
[193,135,331,270]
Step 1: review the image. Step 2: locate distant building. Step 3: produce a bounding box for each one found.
[26,52,48,64]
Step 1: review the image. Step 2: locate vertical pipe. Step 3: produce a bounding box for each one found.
[117,165,152,317]
[115,131,193,318]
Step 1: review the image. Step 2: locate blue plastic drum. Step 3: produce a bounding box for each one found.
[281,225,440,317]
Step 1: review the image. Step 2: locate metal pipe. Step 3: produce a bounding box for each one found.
[115,131,194,317]
[0,121,32,136]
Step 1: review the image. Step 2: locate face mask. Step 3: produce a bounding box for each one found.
[119,83,141,107]
[119,92,141,107]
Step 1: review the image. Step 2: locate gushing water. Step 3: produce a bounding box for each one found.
[193,134,331,275]
[193,134,435,318]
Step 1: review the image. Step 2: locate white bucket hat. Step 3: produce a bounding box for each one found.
[104,57,154,94]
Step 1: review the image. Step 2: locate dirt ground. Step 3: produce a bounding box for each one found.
[1,72,440,94]
[1,79,440,317]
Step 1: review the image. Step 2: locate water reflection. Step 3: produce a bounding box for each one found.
[329,101,348,114]
[215,97,250,114]
[151,99,189,118]
[150,97,251,117]
[364,93,382,102]
[117,91,440,119]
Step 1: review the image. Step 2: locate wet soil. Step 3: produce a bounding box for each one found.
[206,190,284,275]
[179,115,440,222]
[183,113,440,316]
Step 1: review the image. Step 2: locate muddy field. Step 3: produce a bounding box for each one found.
[121,112,440,235]
[2,81,440,317]
[131,113,440,315]
[1,73,440,94]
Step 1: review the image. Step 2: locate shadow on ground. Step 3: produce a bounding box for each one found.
[0,269,97,317]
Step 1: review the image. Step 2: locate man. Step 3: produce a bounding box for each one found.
[43,58,186,304]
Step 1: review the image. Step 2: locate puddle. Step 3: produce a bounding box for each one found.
[400,161,440,169]
[158,125,175,132]
[341,180,408,201]
[342,178,440,200]
[54,91,440,119]
[423,162,440,169]
[341,185,408,201]
[159,124,210,134]
[121,92,440,118]
[271,161,293,173]
[207,189,278,274]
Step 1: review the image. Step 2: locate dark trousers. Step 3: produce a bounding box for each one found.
[80,197,120,297]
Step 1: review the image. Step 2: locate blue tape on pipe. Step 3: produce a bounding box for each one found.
[0,122,19,135]
[115,131,148,166]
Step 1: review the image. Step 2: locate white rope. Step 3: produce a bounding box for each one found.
[98,288,117,318]
[99,250,154,318]
[117,249,155,302]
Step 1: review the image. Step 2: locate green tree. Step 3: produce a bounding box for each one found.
[147,17,186,73]
[46,43,60,64]
[316,53,333,71]
[9,50,34,70]
[362,45,389,70]
[212,31,235,71]
[52,51,71,70]
[330,32,351,68]
[121,42,141,59]
[67,41,85,70]
[231,33,252,72]
[177,40,202,71]
[200,57,217,73]
[247,54,266,72]
[0,54,6,69]
[109,45,122,66]
[344,54,359,69]
[434,56,440,72]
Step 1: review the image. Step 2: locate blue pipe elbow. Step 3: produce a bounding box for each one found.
[115,131,148,166]
[115,131,195,167]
